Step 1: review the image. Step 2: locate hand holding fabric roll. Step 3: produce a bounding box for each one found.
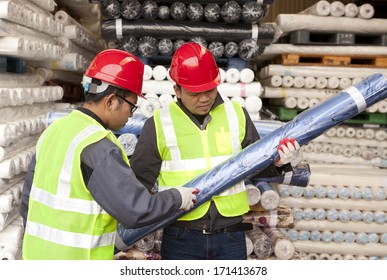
[275,138,300,166]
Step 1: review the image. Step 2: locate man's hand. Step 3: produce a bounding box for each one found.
[175,187,199,211]
[275,138,300,166]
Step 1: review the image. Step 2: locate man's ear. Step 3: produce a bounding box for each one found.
[104,93,116,110]
[173,85,181,98]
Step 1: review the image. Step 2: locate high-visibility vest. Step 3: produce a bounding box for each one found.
[154,101,250,220]
[23,110,129,260]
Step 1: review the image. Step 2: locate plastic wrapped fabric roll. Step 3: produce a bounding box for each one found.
[221,1,242,24]
[208,41,224,58]
[100,0,121,19]
[299,0,330,16]
[224,41,238,57]
[187,2,204,21]
[304,76,316,89]
[316,77,328,89]
[141,0,158,19]
[282,75,294,88]
[242,2,265,24]
[190,36,207,48]
[101,19,280,45]
[115,73,387,246]
[344,3,358,18]
[117,36,139,54]
[245,183,261,206]
[246,225,274,259]
[330,1,345,17]
[293,76,305,88]
[358,3,374,19]
[263,227,295,260]
[139,95,161,117]
[231,96,245,107]
[204,3,221,22]
[245,235,254,255]
[138,36,158,57]
[173,39,185,51]
[158,38,173,55]
[158,5,170,19]
[296,97,309,109]
[253,162,311,187]
[121,0,142,20]
[245,96,262,114]
[143,65,153,80]
[134,232,155,251]
[238,39,265,60]
[255,182,280,210]
[170,2,187,20]
[225,68,240,84]
[113,114,148,135]
[117,133,138,156]
[158,93,174,107]
[219,68,226,83]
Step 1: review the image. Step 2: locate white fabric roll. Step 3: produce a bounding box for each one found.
[245,96,262,114]
[308,98,320,108]
[375,130,386,141]
[296,97,309,109]
[225,68,240,84]
[339,77,352,89]
[377,100,387,113]
[262,75,283,87]
[325,127,336,137]
[335,126,346,138]
[240,68,255,84]
[364,128,375,139]
[152,65,167,81]
[263,87,338,99]
[0,159,15,179]
[158,93,173,108]
[293,76,305,88]
[282,75,294,88]
[358,4,375,19]
[330,1,345,17]
[231,96,245,107]
[315,77,328,89]
[246,184,261,206]
[166,68,173,82]
[366,102,379,113]
[219,68,226,83]
[355,128,365,138]
[299,0,331,16]
[218,82,262,97]
[269,97,297,109]
[0,194,13,213]
[304,76,316,89]
[345,127,356,138]
[327,77,339,89]
[139,96,161,118]
[344,3,358,18]
[143,65,153,81]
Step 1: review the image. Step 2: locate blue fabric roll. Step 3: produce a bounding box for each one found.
[117,73,387,246]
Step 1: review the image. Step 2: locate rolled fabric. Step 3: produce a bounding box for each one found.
[255,181,280,210]
[208,41,224,58]
[246,225,274,259]
[101,19,280,45]
[304,76,316,89]
[240,68,255,84]
[152,65,167,81]
[117,133,138,156]
[245,235,254,255]
[263,227,295,260]
[231,96,245,107]
[116,73,387,246]
[245,183,261,206]
[134,232,155,251]
[316,77,328,89]
[330,1,345,17]
[225,68,240,84]
[299,0,330,16]
[293,76,305,88]
[262,76,282,87]
[281,75,294,88]
[344,3,358,18]
[358,3,374,19]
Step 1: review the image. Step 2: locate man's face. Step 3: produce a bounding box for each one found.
[109,94,138,131]
[174,85,217,115]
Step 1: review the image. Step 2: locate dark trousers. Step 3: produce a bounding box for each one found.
[160,225,247,260]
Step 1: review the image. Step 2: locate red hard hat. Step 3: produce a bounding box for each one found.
[169,42,220,92]
[84,49,145,97]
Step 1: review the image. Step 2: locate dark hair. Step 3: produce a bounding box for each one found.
[84,78,131,103]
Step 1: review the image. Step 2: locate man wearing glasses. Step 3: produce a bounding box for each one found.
[20,49,198,260]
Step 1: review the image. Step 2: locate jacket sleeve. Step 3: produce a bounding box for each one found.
[20,154,36,227]
[129,117,162,192]
[82,138,181,229]
[241,107,291,178]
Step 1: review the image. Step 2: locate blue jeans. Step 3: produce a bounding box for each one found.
[160,225,247,260]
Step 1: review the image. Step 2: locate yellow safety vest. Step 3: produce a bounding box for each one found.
[154,100,250,220]
[23,110,129,260]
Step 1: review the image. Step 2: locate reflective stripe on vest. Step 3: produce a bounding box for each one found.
[155,101,249,219]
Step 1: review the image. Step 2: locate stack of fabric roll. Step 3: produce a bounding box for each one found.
[100,0,280,60]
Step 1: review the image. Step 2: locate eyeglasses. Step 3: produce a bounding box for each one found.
[115,95,138,113]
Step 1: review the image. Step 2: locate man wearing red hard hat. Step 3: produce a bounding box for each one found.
[130,42,300,260]
[20,49,198,260]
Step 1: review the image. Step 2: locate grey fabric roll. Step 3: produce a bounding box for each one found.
[158,38,173,55]
[121,0,142,20]
[170,2,187,20]
[158,5,170,19]
[142,0,159,19]
[138,36,159,57]
[187,2,204,21]
[100,0,121,19]
[204,3,221,22]
[221,1,242,23]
